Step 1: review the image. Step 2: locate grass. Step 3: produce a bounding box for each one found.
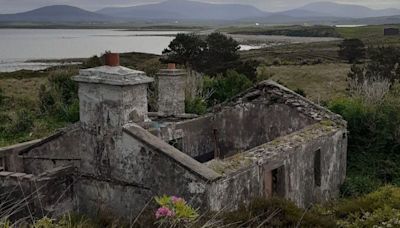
[241,40,342,65]
[266,63,350,102]
[337,24,400,46]
[0,52,163,147]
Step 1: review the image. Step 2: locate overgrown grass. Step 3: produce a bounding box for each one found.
[266,63,350,102]
[4,186,400,227]
[0,52,161,147]
[329,83,400,197]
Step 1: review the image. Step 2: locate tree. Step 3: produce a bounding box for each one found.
[338,39,366,63]
[161,33,206,69]
[202,32,241,75]
[162,32,242,76]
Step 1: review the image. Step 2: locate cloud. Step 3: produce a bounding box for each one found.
[1,0,400,13]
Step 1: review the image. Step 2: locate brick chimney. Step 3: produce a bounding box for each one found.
[73,53,154,129]
[157,64,186,115]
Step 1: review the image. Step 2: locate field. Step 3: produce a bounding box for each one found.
[337,24,400,45]
[268,63,350,102]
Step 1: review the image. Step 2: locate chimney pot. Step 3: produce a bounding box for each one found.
[104,53,120,66]
[167,63,176,70]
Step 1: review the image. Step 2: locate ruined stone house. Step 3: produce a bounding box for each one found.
[0,55,347,219]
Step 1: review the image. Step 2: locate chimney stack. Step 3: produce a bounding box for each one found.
[104,53,120,66]
[73,53,154,130]
[157,64,186,115]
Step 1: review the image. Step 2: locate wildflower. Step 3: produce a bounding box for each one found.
[155,206,175,219]
[171,196,185,204]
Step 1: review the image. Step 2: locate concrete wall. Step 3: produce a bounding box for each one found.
[157,71,185,115]
[167,102,315,160]
[207,125,347,211]
[20,126,81,175]
[0,139,41,172]
[75,125,218,218]
[208,165,262,211]
[78,83,149,128]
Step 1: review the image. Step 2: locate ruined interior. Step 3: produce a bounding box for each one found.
[152,99,316,162]
[0,57,347,220]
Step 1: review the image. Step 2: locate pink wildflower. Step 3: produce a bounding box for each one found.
[155,206,175,219]
[171,196,185,204]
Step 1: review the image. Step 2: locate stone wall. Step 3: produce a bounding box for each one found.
[157,69,185,115]
[75,124,220,218]
[20,125,82,175]
[0,166,74,221]
[207,123,347,211]
[0,139,41,172]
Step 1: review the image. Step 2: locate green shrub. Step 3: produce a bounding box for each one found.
[221,197,336,227]
[204,70,253,105]
[39,68,79,122]
[256,64,274,82]
[294,88,307,97]
[12,109,34,134]
[83,55,103,68]
[329,186,400,227]
[340,175,381,197]
[329,88,400,196]
[154,195,199,227]
[338,39,366,63]
[185,97,207,115]
[272,58,282,66]
[0,109,34,139]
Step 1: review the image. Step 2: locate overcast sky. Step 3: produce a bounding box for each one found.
[1,0,400,13]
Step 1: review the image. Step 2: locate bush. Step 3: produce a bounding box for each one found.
[154,195,198,227]
[39,68,79,122]
[0,109,34,138]
[234,59,260,82]
[338,39,366,63]
[220,197,336,227]
[294,88,307,97]
[329,87,400,196]
[83,55,103,68]
[328,186,400,227]
[348,46,400,85]
[340,175,381,197]
[204,70,253,105]
[185,97,207,115]
[256,64,275,82]
[272,58,282,66]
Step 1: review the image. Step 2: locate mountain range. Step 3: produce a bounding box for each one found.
[1,0,400,24]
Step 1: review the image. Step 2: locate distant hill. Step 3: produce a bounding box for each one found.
[97,0,269,21]
[0,5,112,22]
[1,1,400,25]
[298,2,400,19]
